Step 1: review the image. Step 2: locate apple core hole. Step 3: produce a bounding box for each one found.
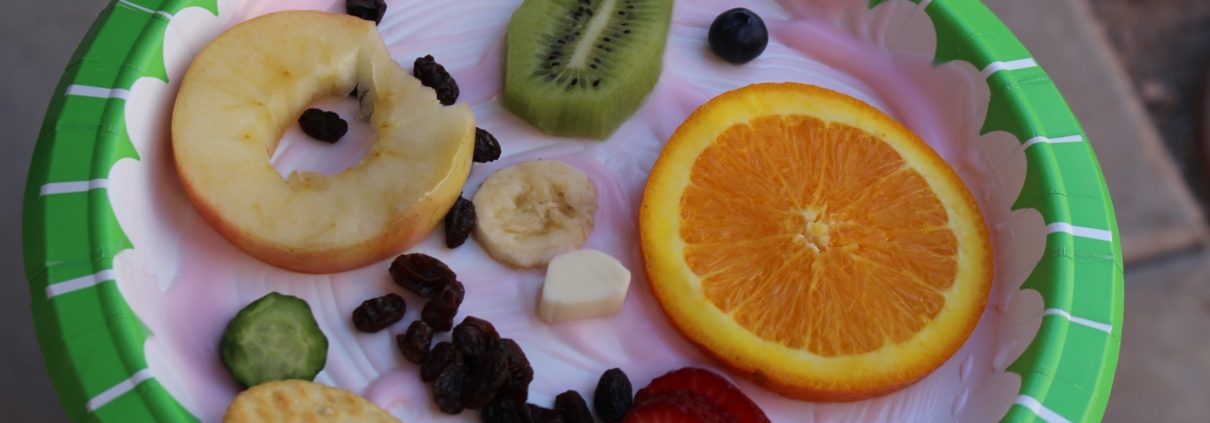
[270,94,377,179]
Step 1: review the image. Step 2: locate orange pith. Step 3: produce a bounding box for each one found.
[640,83,992,401]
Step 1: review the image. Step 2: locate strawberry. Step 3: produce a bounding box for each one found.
[623,398,731,423]
[635,368,770,423]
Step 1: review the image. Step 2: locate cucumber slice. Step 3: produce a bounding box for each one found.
[220,292,329,387]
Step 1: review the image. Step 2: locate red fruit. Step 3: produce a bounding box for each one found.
[623,400,728,423]
[633,390,734,423]
[635,368,770,423]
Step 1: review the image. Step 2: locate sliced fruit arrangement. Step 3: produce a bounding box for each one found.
[539,249,632,323]
[220,292,328,387]
[640,83,993,401]
[223,380,399,423]
[172,11,475,274]
[503,0,674,139]
[473,160,598,268]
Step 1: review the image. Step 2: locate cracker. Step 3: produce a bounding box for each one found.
[223,380,400,423]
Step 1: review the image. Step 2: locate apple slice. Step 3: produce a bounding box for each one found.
[172,11,474,274]
[538,249,631,323]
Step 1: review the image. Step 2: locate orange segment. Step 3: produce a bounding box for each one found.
[640,83,992,401]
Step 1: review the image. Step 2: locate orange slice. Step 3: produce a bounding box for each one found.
[639,83,992,401]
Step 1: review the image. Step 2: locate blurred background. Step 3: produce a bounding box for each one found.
[1,0,1206,421]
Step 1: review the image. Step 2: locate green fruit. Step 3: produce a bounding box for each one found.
[220,292,328,387]
[504,0,673,139]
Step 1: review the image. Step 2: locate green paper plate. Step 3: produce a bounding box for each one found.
[23,0,1122,421]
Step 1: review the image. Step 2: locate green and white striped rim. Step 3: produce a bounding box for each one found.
[22,0,1122,421]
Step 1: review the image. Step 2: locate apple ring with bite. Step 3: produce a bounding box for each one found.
[172,11,475,274]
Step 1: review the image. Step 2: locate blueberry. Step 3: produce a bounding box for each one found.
[708,8,768,64]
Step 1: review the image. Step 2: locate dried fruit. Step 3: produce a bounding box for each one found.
[447,279,467,303]
[389,253,456,298]
[345,0,387,24]
[421,342,460,383]
[482,397,529,423]
[396,320,433,364]
[444,197,476,249]
[298,108,348,143]
[453,316,500,357]
[634,367,768,423]
[474,128,502,163]
[351,293,406,333]
[462,348,511,409]
[432,354,469,414]
[422,281,465,332]
[594,368,634,423]
[555,390,593,423]
[497,338,534,402]
[414,55,459,105]
[528,403,565,423]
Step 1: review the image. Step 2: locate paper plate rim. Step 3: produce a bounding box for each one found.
[21,0,1123,421]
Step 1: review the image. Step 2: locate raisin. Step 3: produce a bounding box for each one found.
[482,397,530,423]
[413,55,459,105]
[497,338,534,402]
[389,253,456,298]
[554,390,593,423]
[473,128,502,163]
[351,293,406,332]
[345,0,387,24]
[396,320,433,364]
[447,279,467,303]
[444,197,476,249]
[422,281,464,332]
[594,368,633,423]
[528,404,565,423]
[453,316,500,357]
[462,348,511,409]
[432,354,469,414]
[421,342,459,383]
[298,108,348,143]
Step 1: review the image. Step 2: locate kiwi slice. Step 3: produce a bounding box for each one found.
[504,0,673,139]
[220,292,328,388]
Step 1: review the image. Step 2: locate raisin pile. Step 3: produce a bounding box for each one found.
[414,55,459,105]
[377,254,632,422]
[351,293,406,332]
[397,320,433,364]
[390,253,457,298]
[594,368,634,423]
[412,315,538,417]
[345,0,387,24]
[473,128,502,163]
[298,108,347,143]
[444,197,476,249]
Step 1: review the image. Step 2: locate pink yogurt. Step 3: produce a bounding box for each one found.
[111,0,1044,421]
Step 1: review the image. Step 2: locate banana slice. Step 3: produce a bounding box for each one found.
[539,249,631,323]
[472,160,597,268]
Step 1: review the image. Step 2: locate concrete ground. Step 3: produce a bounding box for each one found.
[0,0,1203,421]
